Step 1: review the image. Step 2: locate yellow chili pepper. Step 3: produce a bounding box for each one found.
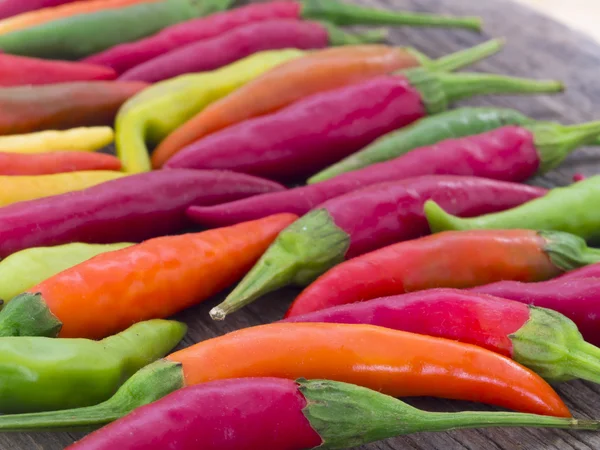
[115,48,305,173]
[0,170,125,206]
[0,127,114,153]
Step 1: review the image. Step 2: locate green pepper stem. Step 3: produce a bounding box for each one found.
[210,209,350,321]
[426,38,505,72]
[0,293,62,337]
[0,360,183,432]
[540,230,600,271]
[299,379,598,449]
[300,0,482,31]
[321,22,388,46]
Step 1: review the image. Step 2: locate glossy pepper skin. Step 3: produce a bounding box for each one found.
[210,176,546,319]
[66,378,599,450]
[151,40,504,168]
[286,230,600,318]
[0,152,122,175]
[119,19,385,83]
[0,0,235,59]
[165,70,563,180]
[0,319,186,414]
[426,175,600,243]
[0,81,147,135]
[0,127,113,153]
[0,242,132,302]
[0,169,284,258]
[0,0,84,20]
[116,49,303,173]
[286,289,600,384]
[0,214,296,339]
[0,54,116,86]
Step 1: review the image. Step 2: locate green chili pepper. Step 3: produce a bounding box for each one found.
[0,242,133,303]
[0,318,186,414]
[116,48,304,173]
[425,175,600,243]
[0,0,234,59]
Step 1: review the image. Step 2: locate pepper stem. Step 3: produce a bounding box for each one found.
[540,230,600,271]
[300,0,482,31]
[0,360,184,432]
[0,293,62,337]
[527,121,600,173]
[299,379,596,449]
[210,209,350,320]
[322,22,388,46]
[425,38,505,72]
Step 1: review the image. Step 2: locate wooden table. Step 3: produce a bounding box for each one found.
[5,0,600,448]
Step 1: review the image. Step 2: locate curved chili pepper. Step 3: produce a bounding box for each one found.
[286,289,600,384]
[210,176,546,319]
[0,242,132,302]
[165,70,563,180]
[0,213,296,339]
[150,40,504,169]
[0,0,234,59]
[0,54,116,86]
[0,319,186,413]
[116,48,304,173]
[0,81,147,135]
[86,1,480,74]
[426,175,600,241]
[66,378,598,450]
[0,152,122,175]
[0,322,573,431]
[285,230,600,318]
[0,0,84,20]
[558,262,600,280]
[119,19,386,82]
[0,127,113,153]
[0,169,284,258]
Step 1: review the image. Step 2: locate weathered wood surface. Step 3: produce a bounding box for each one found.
[4,0,600,448]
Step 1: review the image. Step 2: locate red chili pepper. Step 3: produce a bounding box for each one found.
[0,0,82,20]
[285,230,600,318]
[558,262,600,280]
[285,288,600,384]
[210,176,546,319]
[65,378,598,450]
[165,72,562,181]
[118,19,385,83]
[0,169,283,258]
[573,173,587,182]
[0,152,121,175]
[0,81,147,135]
[84,1,481,74]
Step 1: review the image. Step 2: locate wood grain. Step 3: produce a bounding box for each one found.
[4,0,600,448]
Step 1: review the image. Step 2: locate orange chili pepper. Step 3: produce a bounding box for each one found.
[0,151,122,175]
[0,214,297,339]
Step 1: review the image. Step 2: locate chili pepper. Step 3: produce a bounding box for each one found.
[210,176,546,319]
[151,39,504,169]
[0,169,284,258]
[0,0,157,35]
[116,49,304,173]
[285,229,600,318]
[573,173,587,182]
[0,53,116,86]
[0,213,296,339]
[0,322,573,432]
[187,121,590,228]
[165,70,563,180]
[0,152,122,175]
[286,289,600,384]
[86,1,481,75]
[425,175,600,242]
[0,127,113,153]
[0,0,234,59]
[0,81,147,135]
[0,242,132,302]
[0,0,85,21]
[0,319,186,414]
[557,262,600,280]
[119,19,387,83]
[67,378,599,450]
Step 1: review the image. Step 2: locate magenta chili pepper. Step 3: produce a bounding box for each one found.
[0,0,81,20]
[209,175,546,320]
[558,263,600,280]
[84,1,481,74]
[66,377,598,450]
[471,277,600,347]
[285,288,600,384]
[0,169,283,258]
[118,19,385,83]
[165,69,563,181]
[187,121,588,229]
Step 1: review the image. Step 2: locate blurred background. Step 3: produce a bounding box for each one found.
[515,0,598,42]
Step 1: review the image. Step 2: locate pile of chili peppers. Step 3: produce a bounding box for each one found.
[2,1,600,449]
